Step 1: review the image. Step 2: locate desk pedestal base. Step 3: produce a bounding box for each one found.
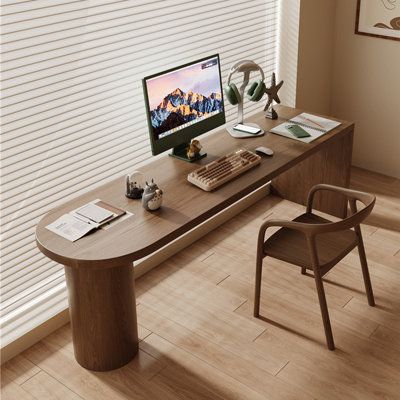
[64,263,138,371]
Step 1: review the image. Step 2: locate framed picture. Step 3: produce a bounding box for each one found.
[355,0,400,41]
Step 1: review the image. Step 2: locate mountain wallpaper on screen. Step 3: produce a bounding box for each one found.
[150,88,222,137]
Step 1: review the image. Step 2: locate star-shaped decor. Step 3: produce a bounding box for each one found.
[263,73,284,119]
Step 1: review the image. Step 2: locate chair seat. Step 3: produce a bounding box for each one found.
[263,213,359,274]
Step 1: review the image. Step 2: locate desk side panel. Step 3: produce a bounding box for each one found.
[271,126,354,218]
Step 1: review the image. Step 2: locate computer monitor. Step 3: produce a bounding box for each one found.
[143,54,225,161]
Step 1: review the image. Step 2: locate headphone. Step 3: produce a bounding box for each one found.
[224,60,266,105]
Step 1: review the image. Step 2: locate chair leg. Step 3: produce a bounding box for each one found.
[254,255,264,317]
[357,238,375,307]
[314,271,335,350]
[301,267,307,275]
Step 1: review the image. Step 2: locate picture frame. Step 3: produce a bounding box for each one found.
[355,0,400,41]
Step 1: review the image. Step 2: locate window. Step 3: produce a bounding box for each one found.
[1,0,287,347]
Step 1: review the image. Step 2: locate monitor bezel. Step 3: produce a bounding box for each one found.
[142,54,225,156]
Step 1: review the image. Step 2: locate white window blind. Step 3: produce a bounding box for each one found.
[0,0,279,347]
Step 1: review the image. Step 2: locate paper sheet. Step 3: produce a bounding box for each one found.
[45,213,96,242]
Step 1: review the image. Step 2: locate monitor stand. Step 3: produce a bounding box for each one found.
[169,142,207,163]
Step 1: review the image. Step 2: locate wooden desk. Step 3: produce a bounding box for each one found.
[36,106,353,371]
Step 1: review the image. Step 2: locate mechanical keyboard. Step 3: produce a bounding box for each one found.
[187,149,261,191]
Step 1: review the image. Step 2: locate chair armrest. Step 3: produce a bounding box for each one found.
[257,219,311,250]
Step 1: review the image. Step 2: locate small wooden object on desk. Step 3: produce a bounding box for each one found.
[264,72,284,120]
[186,139,202,159]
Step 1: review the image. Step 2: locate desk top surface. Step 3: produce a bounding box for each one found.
[36,106,353,268]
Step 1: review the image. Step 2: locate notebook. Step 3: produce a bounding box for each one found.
[46,199,126,242]
[270,113,341,143]
[75,203,114,224]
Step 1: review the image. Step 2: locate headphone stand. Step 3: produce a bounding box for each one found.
[227,71,264,138]
[226,122,264,138]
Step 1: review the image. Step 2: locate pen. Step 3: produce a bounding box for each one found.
[300,115,325,129]
[73,213,94,225]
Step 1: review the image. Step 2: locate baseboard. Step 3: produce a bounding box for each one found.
[1,183,270,364]
[1,309,70,364]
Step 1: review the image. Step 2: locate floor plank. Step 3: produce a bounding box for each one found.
[1,355,41,386]
[1,378,35,400]
[22,340,178,400]
[138,304,311,400]
[141,333,267,400]
[21,370,83,400]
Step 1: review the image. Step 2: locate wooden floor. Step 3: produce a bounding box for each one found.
[2,167,400,400]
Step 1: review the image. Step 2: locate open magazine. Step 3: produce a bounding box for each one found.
[46,199,126,242]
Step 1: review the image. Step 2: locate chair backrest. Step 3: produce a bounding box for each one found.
[306,184,376,235]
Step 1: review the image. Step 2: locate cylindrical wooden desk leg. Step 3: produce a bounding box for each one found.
[64,263,138,371]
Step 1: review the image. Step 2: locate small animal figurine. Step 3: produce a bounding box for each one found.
[125,174,144,199]
[186,139,202,159]
[142,179,163,211]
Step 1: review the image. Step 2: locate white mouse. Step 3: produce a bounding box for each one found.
[255,146,274,157]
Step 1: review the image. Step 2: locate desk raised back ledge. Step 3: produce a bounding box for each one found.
[35,105,354,371]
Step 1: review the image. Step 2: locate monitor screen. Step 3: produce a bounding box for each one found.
[143,55,225,155]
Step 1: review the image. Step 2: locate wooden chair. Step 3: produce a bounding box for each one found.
[254,184,376,350]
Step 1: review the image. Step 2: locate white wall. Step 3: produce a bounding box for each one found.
[296,0,336,115]
[331,0,400,178]
[277,0,300,107]
[296,0,400,178]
